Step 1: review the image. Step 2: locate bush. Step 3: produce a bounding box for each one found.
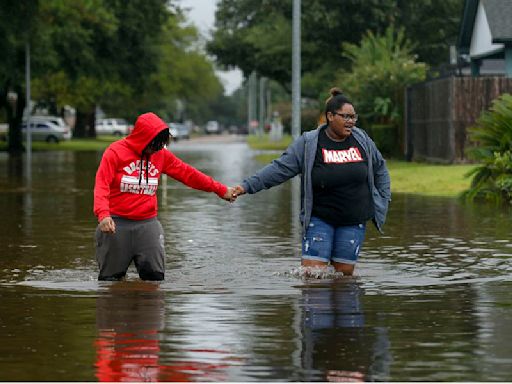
[300,109,322,132]
[368,124,396,156]
[464,93,512,204]
[280,107,322,134]
[338,26,427,151]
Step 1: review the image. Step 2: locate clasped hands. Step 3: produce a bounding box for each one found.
[221,185,246,203]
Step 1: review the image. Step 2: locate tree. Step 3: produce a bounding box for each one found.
[32,0,172,136]
[139,14,224,123]
[338,26,427,152]
[207,1,293,91]
[207,0,463,97]
[392,0,463,68]
[32,0,120,137]
[32,0,226,133]
[0,0,238,151]
[0,0,39,154]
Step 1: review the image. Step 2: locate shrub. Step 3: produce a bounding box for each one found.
[464,93,512,204]
[368,124,396,156]
[300,109,322,132]
[280,107,322,134]
[338,26,427,152]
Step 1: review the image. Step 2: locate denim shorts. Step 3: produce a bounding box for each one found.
[302,216,366,265]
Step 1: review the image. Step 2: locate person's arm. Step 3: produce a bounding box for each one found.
[93,148,118,233]
[162,151,235,201]
[238,136,305,194]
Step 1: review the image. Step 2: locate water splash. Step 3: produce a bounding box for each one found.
[279,265,345,280]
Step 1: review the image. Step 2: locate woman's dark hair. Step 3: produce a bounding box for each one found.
[146,128,170,152]
[324,87,353,123]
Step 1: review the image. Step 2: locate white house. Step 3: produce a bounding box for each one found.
[457,0,512,77]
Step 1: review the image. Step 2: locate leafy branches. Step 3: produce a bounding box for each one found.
[341,26,427,125]
[1,0,225,138]
[208,0,462,95]
[338,26,427,153]
[464,94,512,204]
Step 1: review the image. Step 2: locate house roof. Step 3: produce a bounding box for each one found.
[457,0,478,53]
[483,0,512,43]
[457,0,512,53]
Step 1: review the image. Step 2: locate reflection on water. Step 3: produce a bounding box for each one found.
[95,281,238,382]
[95,281,165,382]
[299,280,390,382]
[1,142,512,381]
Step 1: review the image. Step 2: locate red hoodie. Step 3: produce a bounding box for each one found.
[94,113,227,222]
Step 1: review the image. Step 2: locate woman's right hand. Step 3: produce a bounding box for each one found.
[234,185,246,196]
[99,217,116,233]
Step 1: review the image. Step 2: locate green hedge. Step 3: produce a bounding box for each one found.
[281,109,322,134]
[368,124,396,156]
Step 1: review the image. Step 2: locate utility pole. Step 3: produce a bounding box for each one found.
[258,76,266,136]
[291,0,302,245]
[246,76,251,135]
[291,0,301,139]
[266,81,272,123]
[25,42,32,182]
[246,71,258,135]
[252,72,258,135]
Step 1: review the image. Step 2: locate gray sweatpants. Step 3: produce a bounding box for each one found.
[95,216,165,281]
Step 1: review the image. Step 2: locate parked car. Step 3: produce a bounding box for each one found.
[228,125,239,134]
[30,115,70,130]
[168,122,190,141]
[21,120,72,143]
[205,120,220,134]
[95,118,132,136]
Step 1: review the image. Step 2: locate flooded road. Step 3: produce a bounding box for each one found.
[1,137,512,381]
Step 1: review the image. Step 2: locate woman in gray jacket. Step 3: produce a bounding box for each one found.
[234,88,391,276]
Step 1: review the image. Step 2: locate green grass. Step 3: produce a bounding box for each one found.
[246,134,293,150]
[386,160,476,197]
[0,136,118,152]
[246,136,477,197]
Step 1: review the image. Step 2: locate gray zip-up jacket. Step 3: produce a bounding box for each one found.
[241,125,391,234]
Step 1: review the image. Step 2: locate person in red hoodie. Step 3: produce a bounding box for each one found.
[94,112,236,281]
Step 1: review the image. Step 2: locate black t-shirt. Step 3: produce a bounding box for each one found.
[311,128,374,226]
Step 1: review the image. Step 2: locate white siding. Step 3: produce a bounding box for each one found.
[470,1,504,58]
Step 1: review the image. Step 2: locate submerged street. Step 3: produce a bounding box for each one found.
[1,137,512,381]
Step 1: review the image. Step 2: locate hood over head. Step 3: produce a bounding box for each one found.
[125,112,168,155]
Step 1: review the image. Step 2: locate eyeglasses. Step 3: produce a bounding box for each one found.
[332,112,358,122]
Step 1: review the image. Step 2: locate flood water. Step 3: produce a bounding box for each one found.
[1,137,512,381]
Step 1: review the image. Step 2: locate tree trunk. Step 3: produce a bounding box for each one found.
[75,108,96,138]
[86,111,96,138]
[7,85,26,156]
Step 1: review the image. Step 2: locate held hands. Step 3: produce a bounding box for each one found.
[221,185,246,203]
[99,216,116,233]
[233,185,246,196]
[222,186,238,202]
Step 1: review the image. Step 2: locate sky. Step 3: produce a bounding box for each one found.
[178,0,243,95]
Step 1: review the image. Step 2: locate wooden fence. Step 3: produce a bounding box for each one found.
[405,76,512,163]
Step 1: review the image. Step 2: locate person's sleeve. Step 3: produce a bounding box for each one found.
[162,151,228,197]
[241,136,304,194]
[93,148,117,222]
[370,139,391,200]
